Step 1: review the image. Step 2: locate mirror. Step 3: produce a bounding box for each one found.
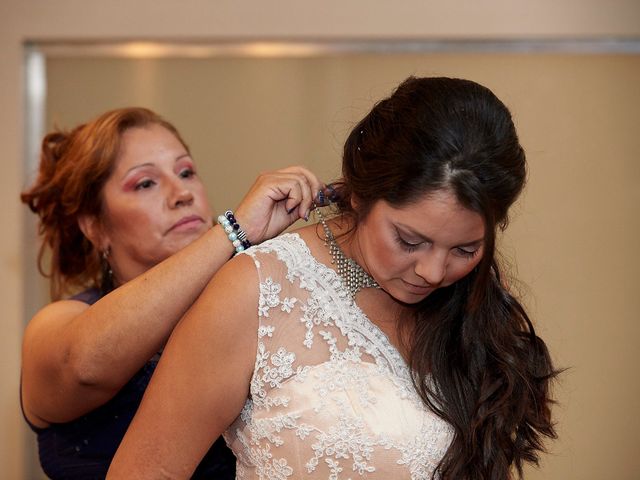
[23,40,640,479]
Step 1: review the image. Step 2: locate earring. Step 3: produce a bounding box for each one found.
[100,248,114,293]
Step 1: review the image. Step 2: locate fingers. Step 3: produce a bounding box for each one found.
[274,166,324,219]
[258,166,324,220]
[234,166,328,243]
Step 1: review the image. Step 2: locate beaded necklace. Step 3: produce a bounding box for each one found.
[315,207,380,298]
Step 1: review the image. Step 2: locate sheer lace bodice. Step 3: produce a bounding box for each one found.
[223,234,453,479]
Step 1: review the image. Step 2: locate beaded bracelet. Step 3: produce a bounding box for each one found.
[216,210,252,254]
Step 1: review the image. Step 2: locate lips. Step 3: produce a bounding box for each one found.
[168,215,205,233]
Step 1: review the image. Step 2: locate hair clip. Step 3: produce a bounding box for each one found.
[315,184,340,207]
[325,184,338,202]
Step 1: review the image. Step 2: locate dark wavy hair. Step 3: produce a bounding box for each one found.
[21,107,189,300]
[334,76,558,479]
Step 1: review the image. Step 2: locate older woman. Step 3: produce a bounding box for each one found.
[21,107,324,479]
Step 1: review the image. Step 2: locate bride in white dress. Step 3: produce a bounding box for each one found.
[108,76,558,480]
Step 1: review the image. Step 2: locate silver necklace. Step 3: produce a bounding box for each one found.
[316,207,380,298]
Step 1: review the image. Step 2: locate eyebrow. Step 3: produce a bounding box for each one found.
[395,225,485,248]
[123,154,192,176]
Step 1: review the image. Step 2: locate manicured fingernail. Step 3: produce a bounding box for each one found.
[304,210,310,222]
[286,206,296,214]
[316,190,325,205]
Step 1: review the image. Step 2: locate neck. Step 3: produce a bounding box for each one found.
[323,214,369,277]
[316,208,379,298]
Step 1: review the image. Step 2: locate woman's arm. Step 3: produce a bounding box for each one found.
[107,253,259,479]
[21,166,319,426]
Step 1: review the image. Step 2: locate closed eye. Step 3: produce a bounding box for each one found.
[394,231,423,253]
[455,247,479,259]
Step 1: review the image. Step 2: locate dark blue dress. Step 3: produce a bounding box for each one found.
[22,288,236,479]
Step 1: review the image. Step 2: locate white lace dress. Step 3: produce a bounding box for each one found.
[223,234,453,479]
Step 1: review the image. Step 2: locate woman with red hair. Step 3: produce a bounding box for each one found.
[21,106,324,479]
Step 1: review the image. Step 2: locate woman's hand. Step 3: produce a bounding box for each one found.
[233,166,325,244]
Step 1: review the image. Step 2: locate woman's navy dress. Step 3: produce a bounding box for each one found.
[22,288,235,479]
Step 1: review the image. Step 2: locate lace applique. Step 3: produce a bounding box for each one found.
[396,417,454,478]
[258,325,275,338]
[227,234,453,479]
[252,342,295,410]
[280,297,297,313]
[312,357,376,411]
[300,294,339,348]
[245,441,293,480]
[258,278,282,317]
[306,407,382,477]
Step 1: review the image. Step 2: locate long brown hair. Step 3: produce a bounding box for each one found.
[21,107,189,300]
[335,77,558,479]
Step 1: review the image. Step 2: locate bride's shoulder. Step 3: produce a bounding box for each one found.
[292,223,324,248]
[243,223,333,274]
[288,223,332,265]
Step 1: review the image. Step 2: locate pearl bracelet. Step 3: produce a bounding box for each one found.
[217,210,252,254]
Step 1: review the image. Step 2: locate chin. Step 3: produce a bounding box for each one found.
[166,237,197,255]
[404,293,433,305]
[385,286,432,305]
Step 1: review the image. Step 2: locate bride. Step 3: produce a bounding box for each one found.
[108,76,558,480]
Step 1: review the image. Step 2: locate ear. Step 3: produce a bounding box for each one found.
[350,194,360,212]
[78,214,109,252]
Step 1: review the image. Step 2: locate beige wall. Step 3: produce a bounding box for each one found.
[2,1,640,479]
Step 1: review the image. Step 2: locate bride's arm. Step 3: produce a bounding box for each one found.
[107,253,259,479]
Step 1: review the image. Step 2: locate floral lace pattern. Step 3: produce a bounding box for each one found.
[223,234,453,479]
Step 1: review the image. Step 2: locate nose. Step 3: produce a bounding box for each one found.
[414,251,447,287]
[168,181,194,208]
